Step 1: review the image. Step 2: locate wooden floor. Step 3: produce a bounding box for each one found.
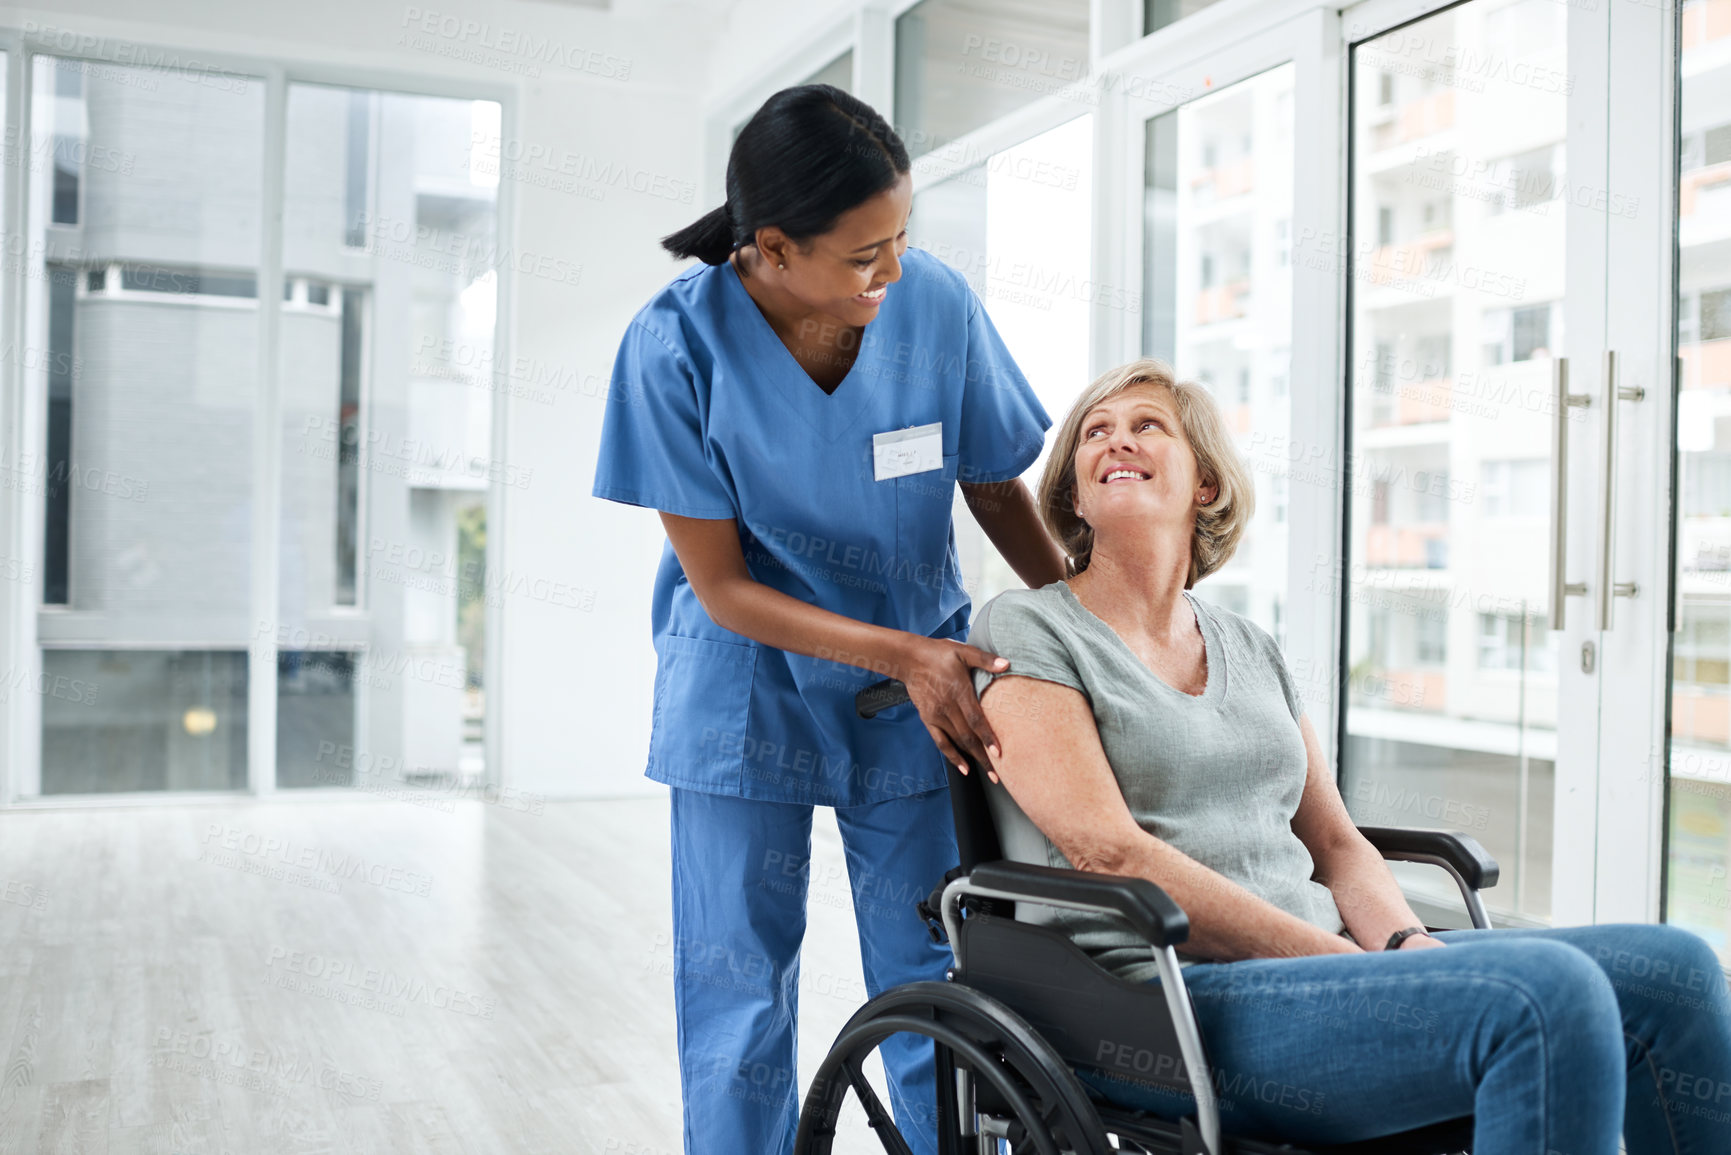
[0,794,890,1154]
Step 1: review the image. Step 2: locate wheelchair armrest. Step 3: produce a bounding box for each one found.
[1357,825,1499,890]
[968,860,1190,949]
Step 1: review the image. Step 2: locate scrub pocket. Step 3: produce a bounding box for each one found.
[648,634,757,793]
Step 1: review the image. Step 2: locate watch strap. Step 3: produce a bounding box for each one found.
[1384,926,1428,951]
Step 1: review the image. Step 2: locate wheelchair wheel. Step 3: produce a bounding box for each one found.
[794,981,1111,1155]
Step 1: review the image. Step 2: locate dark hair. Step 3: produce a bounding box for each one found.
[662,84,911,266]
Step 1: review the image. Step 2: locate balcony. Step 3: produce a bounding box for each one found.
[1673,687,1731,745]
[1364,230,1454,295]
[1353,667,1448,713]
[1193,156,1257,202]
[1373,90,1455,152]
[1370,377,1456,427]
[1682,339,1731,392]
[1366,523,1450,569]
[1682,0,1731,50]
[1681,162,1731,220]
[1193,278,1251,324]
[1681,164,1731,247]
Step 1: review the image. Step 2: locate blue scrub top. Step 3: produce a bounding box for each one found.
[592,247,1051,806]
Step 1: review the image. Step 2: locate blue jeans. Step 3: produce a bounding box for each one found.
[668,787,955,1155]
[1076,923,1731,1155]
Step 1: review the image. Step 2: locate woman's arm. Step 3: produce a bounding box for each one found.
[658,512,1010,771]
[978,674,1362,962]
[1288,716,1445,951]
[960,479,1068,589]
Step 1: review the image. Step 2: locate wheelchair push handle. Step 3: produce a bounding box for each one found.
[856,678,911,719]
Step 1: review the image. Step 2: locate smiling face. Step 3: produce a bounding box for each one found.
[755,172,913,327]
[1071,383,1217,537]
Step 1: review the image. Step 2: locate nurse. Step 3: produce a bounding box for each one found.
[592,84,1065,1155]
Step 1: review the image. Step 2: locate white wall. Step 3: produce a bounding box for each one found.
[5,0,872,798]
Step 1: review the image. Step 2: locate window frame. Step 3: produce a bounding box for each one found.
[0,28,518,805]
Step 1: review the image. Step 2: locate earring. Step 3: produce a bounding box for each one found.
[778,262,786,270]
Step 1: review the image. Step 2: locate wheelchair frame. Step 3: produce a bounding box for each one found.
[794,679,1502,1155]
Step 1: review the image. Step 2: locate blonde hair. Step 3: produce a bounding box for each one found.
[1036,358,1254,586]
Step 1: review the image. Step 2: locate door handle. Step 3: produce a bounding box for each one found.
[1550,357,1590,630]
[1597,350,1645,631]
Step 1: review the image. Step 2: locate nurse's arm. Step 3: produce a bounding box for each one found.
[960,480,1067,589]
[658,511,1009,772]
[977,672,1362,962]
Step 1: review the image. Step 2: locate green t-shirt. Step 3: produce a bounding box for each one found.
[969,581,1346,980]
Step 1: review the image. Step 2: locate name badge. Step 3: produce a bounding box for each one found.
[872,422,943,482]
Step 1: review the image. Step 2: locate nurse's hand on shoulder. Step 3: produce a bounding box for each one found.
[897,636,1010,780]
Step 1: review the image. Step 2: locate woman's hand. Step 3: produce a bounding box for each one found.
[897,635,1011,778]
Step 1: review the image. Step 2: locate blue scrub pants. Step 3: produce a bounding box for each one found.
[1078,922,1731,1154]
[669,786,957,1155]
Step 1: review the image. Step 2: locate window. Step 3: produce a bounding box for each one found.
[1142,65,1294,638]
[1377,205,1394,246]
[49,60,81,225]
[804,50,853,93]
[277,650,357,787]
[1145,0,1231,36]
[1413,470,1452,522]
[279,83,503,788]
[43,266,75,605]
[29,55,267,793]
[343,89,371,249]
[1703,288,1731,343]
[119,266,258,299]
[1373,340,1396,392]
[1478,612,1555,672]
[1365,607,1390,668]
[1415,613,1447,666]
[41,651,249,794]
[895,0,1089,159]
[1415,334,1451,380]
[911,116,1093,606]
[1674,604,1731,689]
[1482,302,1558,365]
[1485,145,1562,215]
[1707,124,1731,167]
[1681,453,1731,518]
[21,56,503,796]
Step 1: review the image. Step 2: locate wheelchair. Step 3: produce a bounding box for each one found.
[793,679,1501,1155]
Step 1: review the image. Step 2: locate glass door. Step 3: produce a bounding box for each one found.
[1662,0,1731,962]
[1337,0,1618,928]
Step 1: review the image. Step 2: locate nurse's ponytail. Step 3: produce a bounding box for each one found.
[661,84,909,266]
[662,204,736,266]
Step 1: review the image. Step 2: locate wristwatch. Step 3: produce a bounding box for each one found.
[1384,926,1429,951]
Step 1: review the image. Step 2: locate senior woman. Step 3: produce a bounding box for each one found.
[964,358,1731,1154]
